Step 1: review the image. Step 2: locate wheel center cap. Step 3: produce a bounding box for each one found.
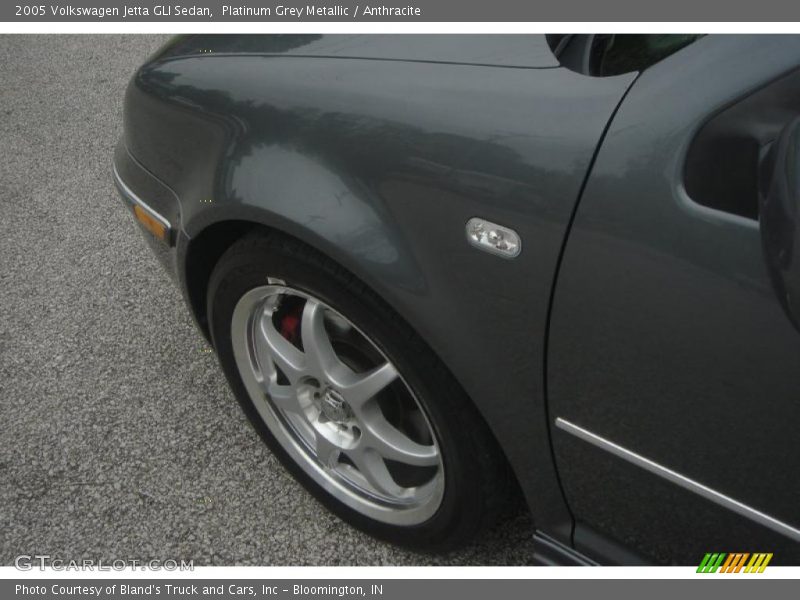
[320,387,350,423]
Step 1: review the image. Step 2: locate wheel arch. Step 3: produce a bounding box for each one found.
[182,212,529,517]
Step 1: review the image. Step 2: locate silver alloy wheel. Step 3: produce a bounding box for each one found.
[230,281,444,525]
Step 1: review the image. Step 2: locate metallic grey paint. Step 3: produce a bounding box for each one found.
[548,35,800,563]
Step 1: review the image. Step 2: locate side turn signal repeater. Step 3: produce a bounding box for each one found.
[466,217,521,259]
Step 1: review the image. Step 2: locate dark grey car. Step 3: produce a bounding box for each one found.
[113,34,800,565]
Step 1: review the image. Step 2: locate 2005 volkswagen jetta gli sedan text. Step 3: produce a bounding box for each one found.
[113,34,800,565]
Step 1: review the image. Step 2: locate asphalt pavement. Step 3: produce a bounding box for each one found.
[0,35,539,565]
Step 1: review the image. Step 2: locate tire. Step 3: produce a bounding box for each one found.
[207,230,518,551]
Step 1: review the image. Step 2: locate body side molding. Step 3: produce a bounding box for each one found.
[555,417,800,542]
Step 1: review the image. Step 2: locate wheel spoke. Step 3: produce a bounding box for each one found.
[340,362,399,408]
[315,432,341,468]
[301,299,351,381]
[266,383,303,415]
[346,446,406,498]
[361,408,439,467]
[256,310,305,384]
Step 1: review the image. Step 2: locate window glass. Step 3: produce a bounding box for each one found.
[594,34,703,76]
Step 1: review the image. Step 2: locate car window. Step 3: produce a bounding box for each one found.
[548,34,703,76]
[594,34,703,76]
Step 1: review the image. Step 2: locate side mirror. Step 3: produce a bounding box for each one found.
[760,117,800,331]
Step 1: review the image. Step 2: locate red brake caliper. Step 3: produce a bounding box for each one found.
[279,304,303,345]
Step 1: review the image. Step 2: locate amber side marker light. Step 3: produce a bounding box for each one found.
[133,204,168,242]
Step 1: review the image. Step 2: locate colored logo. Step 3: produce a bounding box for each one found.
[697,553,773,573]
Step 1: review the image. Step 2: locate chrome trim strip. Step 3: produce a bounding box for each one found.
[112,163,172,232]
[555,417,800,542]
[533,531,598,566]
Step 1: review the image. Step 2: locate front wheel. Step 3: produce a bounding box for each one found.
[207,231,517,550]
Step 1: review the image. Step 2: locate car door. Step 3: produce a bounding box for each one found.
[547,35,800,565]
